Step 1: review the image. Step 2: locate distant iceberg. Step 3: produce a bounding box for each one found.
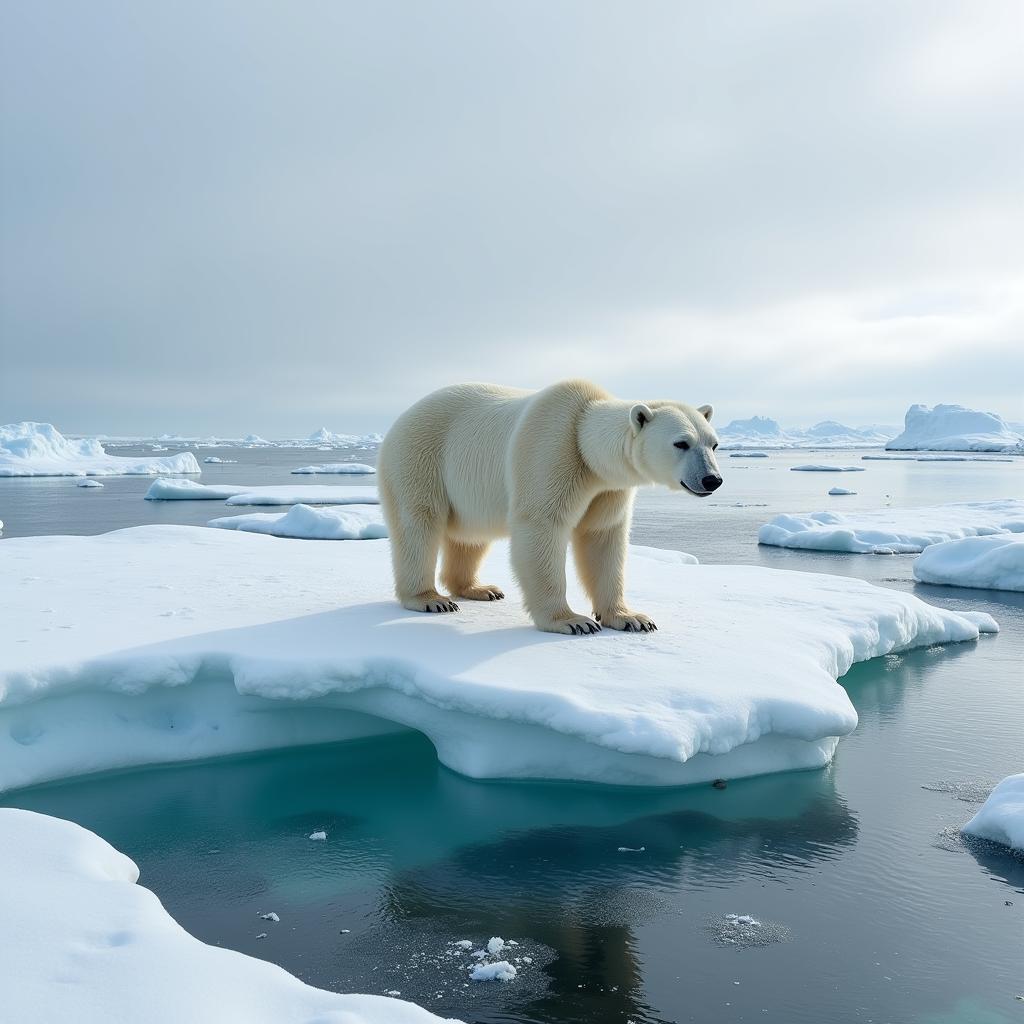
[886,404,1023,452]
[718,417,893,450]
[0,423,200,478]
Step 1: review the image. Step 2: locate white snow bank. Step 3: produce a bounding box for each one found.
[791,465,865,473]
[0,527,995,792]
[225,485,380,506]
[210,504,387,540]
[759,499,1024,555]
[0,808,460,1024]
[913,534,1024,592]
[146,479,249,501]
[0,423,200,477]
[962,774,1024,852]
[886,404,1023,452]
[292,463,376,475]
[828,487,856,496]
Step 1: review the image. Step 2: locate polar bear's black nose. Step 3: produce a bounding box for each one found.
[702,474,723,492]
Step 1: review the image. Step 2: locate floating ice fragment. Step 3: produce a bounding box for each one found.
[309,831,327,841]
[260,912,280,922]
[470,961,517,982]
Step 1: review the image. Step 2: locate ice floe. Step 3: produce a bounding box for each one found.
[291,463,376,475]
[203,456,237,464]
[145,479,249,501]
[759,499,1024,554]
[790,465,865,473]
[0,808,460,1024]
[828,487,857,496]
[210,503,387,540]
[863,454,1014,463]
[962,774,1024,852]
[886,404,1023,453]
[77,479,105,488]
[913,534,1024,592]
[224,485,380,506]
[0,526,996,792]
[0,423,200,478]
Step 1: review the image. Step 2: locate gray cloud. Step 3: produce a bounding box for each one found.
[2,0,1022,434]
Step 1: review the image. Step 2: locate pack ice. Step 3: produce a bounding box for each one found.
[913,534,1024,592]
[962,774,1024,852]
[759,499,1024,554]
[0,808,462,1024]
[885,404,1023,452]
[0,526,995,793]
[0,422,200,477]
[145,479,379,505]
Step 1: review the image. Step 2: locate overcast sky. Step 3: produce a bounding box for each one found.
[2,1,1022,436]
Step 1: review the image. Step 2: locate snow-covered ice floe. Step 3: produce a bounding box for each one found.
[202,456,237,464]
[0,808,460,1024]
[828,487,857,496]
[0,526,996,792]
[145,479,380,505]
[913,534,1024,592]
[962,774,1024,852]
[210,504,387,540]
[0,423,200,477]
[885,404,1023,453]
[77,479,105,488]
[790,465,865,473]
[863,454,1014,463]
[759,499,1024,555]
[292,463,376,475]
[728,452,769,458]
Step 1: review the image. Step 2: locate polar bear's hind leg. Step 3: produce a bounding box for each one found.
[441,538,505,601]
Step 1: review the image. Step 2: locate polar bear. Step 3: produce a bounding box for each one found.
[377,379,722,635]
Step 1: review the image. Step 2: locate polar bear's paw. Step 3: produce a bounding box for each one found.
[596,610,658,633]
[453,584,506,602]
[403,592,460,614]
[543,613,602,636]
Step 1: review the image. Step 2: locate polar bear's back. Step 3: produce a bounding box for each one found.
[379,382,534,540]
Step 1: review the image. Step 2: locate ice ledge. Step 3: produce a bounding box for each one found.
[0,526,997,792]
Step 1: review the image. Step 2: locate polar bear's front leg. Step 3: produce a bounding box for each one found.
[573,523,657,633]
[511,518,601,635]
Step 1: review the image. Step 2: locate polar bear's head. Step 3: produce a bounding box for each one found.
[630,401,723,496]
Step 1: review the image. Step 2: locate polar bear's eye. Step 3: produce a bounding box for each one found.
[712,443,718,451]
[674,441,690,451]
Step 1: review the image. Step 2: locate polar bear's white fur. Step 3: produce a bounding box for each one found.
[377,379,722,635]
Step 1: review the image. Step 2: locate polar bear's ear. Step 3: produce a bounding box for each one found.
[697,404,713,423]
[630,404,654,434]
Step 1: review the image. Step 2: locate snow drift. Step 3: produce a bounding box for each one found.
[0,526,995,793]
[0,423,200,477]
[0,808,460,1024]
[759,499,1024,555]
[885,404,1022,452]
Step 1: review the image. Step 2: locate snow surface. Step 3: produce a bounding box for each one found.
[913,534,1024,592]
[759,500,1024,555]
[962,774,1024,851]
[828,487,857,496]
[0,423,200,477]
[210,504,387,540]
[224,485,380,506]
[0,808,460,1024]
[292,463,376,475]
[718,417,892,450]
[0,526,995,792]
[886,404,1023,452]
[790,465,865,473]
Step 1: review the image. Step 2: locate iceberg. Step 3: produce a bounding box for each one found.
[759,499,1024,554]
[886,404,1023,452]
[0,423,201,478]
[913,534,1024,592]
[291,463,376,475]
[210,503,387,540]
[962,775,1024,852]
[719,417,893,450]
[0,808,461,1024]
[0,526,995,793]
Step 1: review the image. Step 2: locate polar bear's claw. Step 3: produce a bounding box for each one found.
[602,611,658,633]
[547,614,601,635]
[456,585,506,602]
[403,594,460,614]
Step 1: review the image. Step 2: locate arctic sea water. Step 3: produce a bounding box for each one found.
[2,446,1021,1024]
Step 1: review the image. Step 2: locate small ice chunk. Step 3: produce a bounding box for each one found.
[828,487,856,496]
[617,846,646,852]
[455,939,473,949]
[470,961,517,982]
[77,479,104,488]
[309,831,327,841]
[256,932,268,939]
[260,912,280,922]
[486,936,505,956]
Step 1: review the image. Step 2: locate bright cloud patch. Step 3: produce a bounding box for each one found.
[913,534,1024,592]
[0,526,994,793]
[210,504,387,540]
[0,808,461,1024]
[759,500,1024,555]
[0,423,200,478]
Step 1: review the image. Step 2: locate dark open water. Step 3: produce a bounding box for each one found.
[1,446,1022,1023]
